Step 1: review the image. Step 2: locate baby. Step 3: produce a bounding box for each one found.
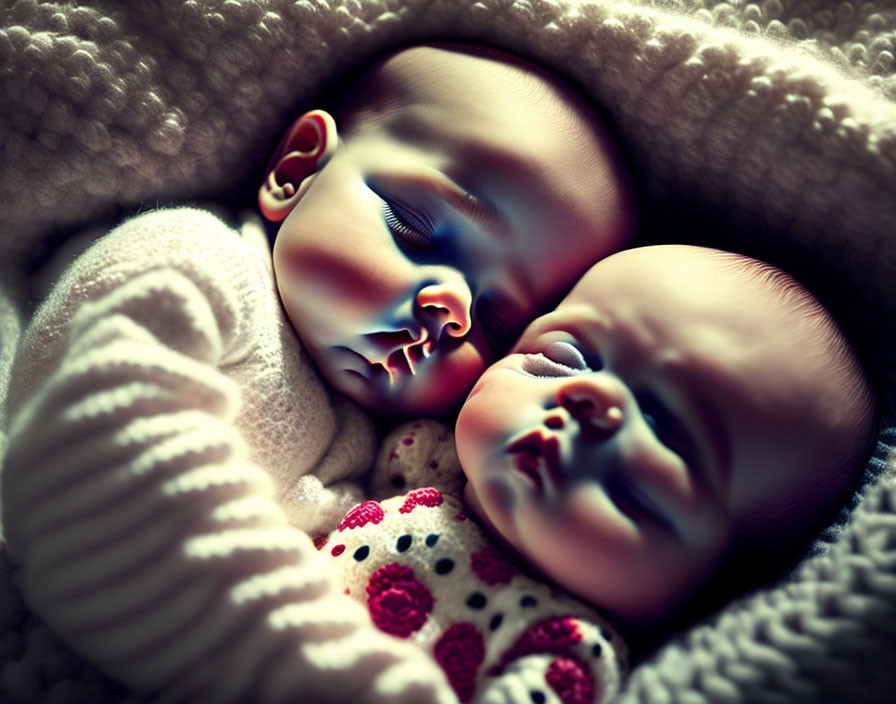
[0,44,637,701]
[323,244,875,703]
[259,42,637,416]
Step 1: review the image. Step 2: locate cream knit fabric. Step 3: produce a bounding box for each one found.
[1,207,455,703]
[2,0,896,703]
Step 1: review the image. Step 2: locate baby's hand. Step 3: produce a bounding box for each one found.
[371,420,464,499]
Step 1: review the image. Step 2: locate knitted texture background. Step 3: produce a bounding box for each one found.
[1,0,895,702]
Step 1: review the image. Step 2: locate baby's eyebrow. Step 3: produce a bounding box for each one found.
[434,171,510,244]
[450,136,543,187]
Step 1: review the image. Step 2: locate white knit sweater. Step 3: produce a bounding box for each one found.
[1,208,457,703]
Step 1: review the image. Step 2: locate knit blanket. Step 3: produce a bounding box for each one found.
[1,0,895,702]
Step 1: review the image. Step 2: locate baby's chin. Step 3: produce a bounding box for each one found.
[326,347,489,417]
[461,475,702,630]
[326,364,465,417]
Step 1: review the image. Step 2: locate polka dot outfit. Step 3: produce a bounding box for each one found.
[321,489,627,703]
[369,419,466,501]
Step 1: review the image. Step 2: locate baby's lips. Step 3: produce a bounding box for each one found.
[507,430,564,489]
[352,328,439,383]
[383,339,434,384]
[402,338,435,375]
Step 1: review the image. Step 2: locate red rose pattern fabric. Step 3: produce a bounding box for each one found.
[339,500,385,531]
[328,489,624,703]
[496,616,584,669]
[546,656,596,704]
[470,544,518,586]
[399,487,443,513]
[433,623,485,702]
[366,563,434,638]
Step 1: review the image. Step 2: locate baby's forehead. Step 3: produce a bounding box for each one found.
[359,44,614,148]
[540,245,857,408]
[570,244,731,285]
[563,245,795,314]
[343,45,641,297]
[378,45,572,105]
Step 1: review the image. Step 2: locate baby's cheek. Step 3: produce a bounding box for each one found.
[454,405,486,479]
[456,366,527,466]
[404,342,486,414]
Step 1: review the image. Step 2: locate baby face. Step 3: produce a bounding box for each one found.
[271,45,635,415]
[457,245,863,625]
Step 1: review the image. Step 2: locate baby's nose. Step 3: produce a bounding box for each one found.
[415,277,472,342]
[556,374,625,440]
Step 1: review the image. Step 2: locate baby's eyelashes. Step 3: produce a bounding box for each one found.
[380,196,435,250]
[542,341,591,369]
[521,341,593,377]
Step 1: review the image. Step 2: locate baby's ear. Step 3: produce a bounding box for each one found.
[258,109,338,222]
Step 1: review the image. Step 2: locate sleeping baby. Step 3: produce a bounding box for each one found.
[259,41,637,418]
[3,41,637,529]
[0,44,637,701]
[321,244,876,703]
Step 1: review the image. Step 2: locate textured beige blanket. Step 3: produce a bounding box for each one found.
[1,0,896,702]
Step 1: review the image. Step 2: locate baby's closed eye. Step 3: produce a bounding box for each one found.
[380,196,435,250]
[521,341,592,377]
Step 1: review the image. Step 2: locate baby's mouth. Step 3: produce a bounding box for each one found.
[395,339,434,376]
[506,430,564,494]
[339,339,435,388]
[372,339,434,385]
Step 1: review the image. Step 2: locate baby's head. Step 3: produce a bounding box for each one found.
[258,43,637,415]
[456,244,875,628]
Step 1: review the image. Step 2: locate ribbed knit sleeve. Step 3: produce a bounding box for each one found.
[0,210,457,703]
